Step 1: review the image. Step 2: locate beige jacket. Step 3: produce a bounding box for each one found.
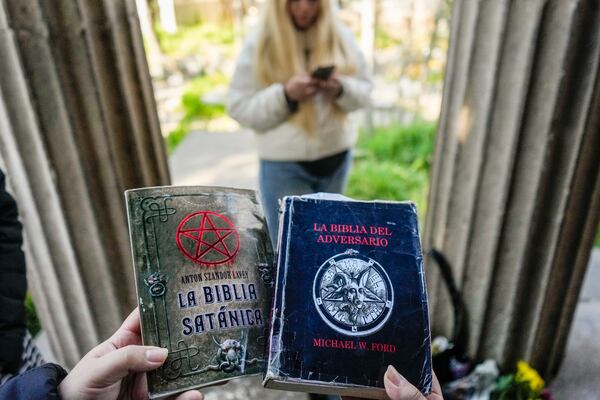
[227,26,372,161]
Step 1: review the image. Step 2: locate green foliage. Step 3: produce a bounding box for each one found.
[356,120,436,168]
[491,375,533,400]
[374,28,402,49]
[425,69,445,85]
[491,361,545,400]
[165,124,188,154]
[346,121,436,219]
[25,292,41,337]
[156,23,235,57]
[181,74,227,119]
[595,225,600,247]
[166,73,228,153]
[347,161,429,205]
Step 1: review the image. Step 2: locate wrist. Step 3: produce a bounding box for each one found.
[57,378,77,400]
[335,82,344,98]
[284,83,297,101]
[283,85,299,113]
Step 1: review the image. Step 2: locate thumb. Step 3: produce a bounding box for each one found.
[93,346,168,385]
[384,365,426,400]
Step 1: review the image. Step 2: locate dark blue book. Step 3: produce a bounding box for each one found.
[263,194,432,399]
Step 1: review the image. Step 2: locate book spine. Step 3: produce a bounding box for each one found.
[265,197,294,380]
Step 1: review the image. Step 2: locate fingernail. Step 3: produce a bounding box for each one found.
[146,347,168,362]
[385,365,402,387]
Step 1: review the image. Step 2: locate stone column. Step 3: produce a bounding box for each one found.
[424,0,600,378]
[0,0,169,366]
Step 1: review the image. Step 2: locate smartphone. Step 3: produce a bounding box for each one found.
[311,65,335,80]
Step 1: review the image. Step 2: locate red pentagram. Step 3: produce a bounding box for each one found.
[176,211,240,266]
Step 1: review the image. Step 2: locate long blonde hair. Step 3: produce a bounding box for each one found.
[254,0,356,135]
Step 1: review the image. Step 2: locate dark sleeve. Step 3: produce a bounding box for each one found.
[0,169,27,373]
[0,363,67,400]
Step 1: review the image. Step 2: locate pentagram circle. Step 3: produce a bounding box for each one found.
[176,211,240,266]
[313,250,394,337]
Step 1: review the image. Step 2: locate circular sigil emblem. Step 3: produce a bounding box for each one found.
[176,211,240,266]
[313,249,394,336]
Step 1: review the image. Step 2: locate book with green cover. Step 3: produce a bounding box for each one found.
[125,186,274,399]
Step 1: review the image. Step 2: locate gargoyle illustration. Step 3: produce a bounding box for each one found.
[212,336,244,373]
[208,332,260,373]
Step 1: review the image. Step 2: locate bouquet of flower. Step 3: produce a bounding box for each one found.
[491,361,553,400]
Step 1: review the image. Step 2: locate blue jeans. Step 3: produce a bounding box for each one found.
[259,152,353,245]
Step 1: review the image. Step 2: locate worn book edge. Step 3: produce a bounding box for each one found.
[263,375,387,399]
[149,373,261,399]
[263,194,432,396]
[126,185,271,399]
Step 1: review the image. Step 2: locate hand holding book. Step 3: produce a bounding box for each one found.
[58,308,204,400]
[264,195,433,398]
[126,186,274,398]
[343,367,443,400]
[124,188,432,398]
[382,366,443,400]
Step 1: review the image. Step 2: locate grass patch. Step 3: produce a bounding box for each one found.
[156,23,235,57]
[346,120,436,219]
[25,292,41,337]
[180,74,228,118]
[166,73,228,153]
[375,28,402,49]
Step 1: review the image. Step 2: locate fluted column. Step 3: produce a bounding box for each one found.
[0,0,169,366]
[424,0,600,378]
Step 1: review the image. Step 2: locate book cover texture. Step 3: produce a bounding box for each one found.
[265,195,432,398]
[126,186,274,399]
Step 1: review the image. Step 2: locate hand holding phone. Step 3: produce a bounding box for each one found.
[312,66,342,98]
[285,74,319,101]
[311,65,335,80]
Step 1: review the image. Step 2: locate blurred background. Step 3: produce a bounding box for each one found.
[139,0,450,219]
[1,0,599,399]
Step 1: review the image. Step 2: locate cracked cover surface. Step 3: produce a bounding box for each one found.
[265,194,432,397]
[126,186,273,399]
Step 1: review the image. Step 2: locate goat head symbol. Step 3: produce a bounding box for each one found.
[324,266,384,324]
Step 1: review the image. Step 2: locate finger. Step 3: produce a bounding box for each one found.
[384,365,426,400]
[173,390,204,400]
[92,346,168,385]
[85,310,141,358]
[430,370,442,395]
[326,81,340,90]
[108,308,144,350]
[131,372,149,400]
[120,307,142,335]
[324,83,336,91]
[305,87,317,96]
[427,370,444,400]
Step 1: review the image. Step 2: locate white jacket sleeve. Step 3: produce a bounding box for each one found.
[335,29,373,112]
[227,38,291,132]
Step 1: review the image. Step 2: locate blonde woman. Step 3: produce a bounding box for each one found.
[228,0,372,244]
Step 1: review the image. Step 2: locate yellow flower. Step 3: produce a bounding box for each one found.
[515,360,544,395]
